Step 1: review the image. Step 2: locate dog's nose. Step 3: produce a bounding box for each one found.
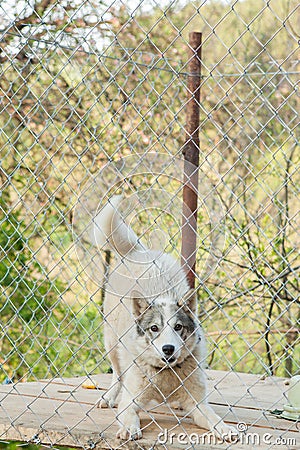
[162,345,175,356]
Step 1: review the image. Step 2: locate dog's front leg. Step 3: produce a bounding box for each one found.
[191,401,237,440]
[184,371,237,441]
[116,392,142,440]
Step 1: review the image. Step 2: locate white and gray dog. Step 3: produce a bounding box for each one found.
[91,195,236,441]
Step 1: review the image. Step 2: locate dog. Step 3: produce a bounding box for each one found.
[91,195,236,441]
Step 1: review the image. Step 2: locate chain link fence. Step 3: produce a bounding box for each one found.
[0,0,299,449]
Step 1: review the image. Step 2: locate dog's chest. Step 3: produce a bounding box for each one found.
[150,369,181,397]
[145,357,204,401]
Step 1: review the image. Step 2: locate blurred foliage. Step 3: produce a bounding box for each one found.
[0,442,75,450]
[0,443,38,450]
[0,192,107,382]
[0,0,299,384]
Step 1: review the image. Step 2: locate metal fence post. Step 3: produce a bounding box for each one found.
[181,31,202,289]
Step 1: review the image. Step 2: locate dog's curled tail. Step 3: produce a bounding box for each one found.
[90,195,145,256]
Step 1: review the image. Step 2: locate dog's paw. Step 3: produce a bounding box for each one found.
[97,396,116,409]
[170,400,183,410]
[212,423,239,442]
[116,425,142,440]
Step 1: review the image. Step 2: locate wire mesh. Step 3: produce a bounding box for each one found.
[0,0,299,449]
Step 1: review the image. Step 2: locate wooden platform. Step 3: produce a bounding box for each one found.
[0,370,298,449]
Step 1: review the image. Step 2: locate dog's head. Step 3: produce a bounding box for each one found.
[131,289,200,368]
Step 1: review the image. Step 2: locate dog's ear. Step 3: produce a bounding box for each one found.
[131,290,149,318]
[178,289,197,315]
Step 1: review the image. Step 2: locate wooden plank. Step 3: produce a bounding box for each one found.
[0,370,298,450]
[0,397,297,450]
[206,370,289,410]
[0,386,297,435]
[0,370,288,411]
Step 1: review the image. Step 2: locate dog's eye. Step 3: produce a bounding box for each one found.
[174,324,183,331]
[150,325,159,332]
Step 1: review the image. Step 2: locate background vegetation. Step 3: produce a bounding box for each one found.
[0,0,299,386]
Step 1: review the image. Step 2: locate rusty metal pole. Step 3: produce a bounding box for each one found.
[181,32,202,289]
